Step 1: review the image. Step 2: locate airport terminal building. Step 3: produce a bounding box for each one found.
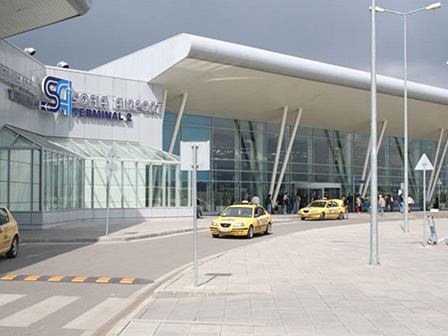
[3,28,448,227]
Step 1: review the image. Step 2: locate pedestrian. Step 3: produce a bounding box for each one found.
[251,194,260,205]
[398,190,404,213]
[347,194,353,212]
[378,194,386,216]
[408,195,414,213]
[356,194,362,213]
[242,192,250,204]
[196,198,203,219]
[388,193,394,212]
[265,194,273,214]
[283,192,291,214]
[342,195,348,219]
[292,193,301,214]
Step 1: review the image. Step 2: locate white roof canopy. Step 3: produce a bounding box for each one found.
[92,34,448,141]
[0,0,91,39]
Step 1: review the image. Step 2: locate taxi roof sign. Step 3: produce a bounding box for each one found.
[415,153,434,171]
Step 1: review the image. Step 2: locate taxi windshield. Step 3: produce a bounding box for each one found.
[221,207,253,218]
[309,201,327,208]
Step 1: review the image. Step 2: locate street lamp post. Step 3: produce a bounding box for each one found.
[375,2,441,234]
[370,0,379,265]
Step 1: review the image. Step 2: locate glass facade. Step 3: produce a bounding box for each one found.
[164,112,447,212]
[0,125,188,214]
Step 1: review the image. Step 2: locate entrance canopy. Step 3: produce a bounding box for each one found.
[0,0,92,39]
[93,34,448,141]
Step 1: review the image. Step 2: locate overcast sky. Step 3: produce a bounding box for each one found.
[8,0,448,88]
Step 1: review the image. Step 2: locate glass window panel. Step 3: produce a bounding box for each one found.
[213,117,235,129]
[0,151,7,205]
[93,161,107,208]
[213,129,235,159]
[390,137,404,168]
[213,182,235,212]
[152,165,163,207]
[182,114,211,127]
[123,161,137,208]
[213,160,235,170]
[313,138,331,165]
[0,128,17,147]
[181,126,210,142]
[214,171,235,181]
[291,137,308,164]
[9,150,32,211]
[164,112,177,124]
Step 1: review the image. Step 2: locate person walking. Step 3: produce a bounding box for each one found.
[378,194,386,216]
[251,194,260,205]
[265,194,273,214]
[356,194,362,213]
[292,193,301,214]
[408,195,414,213]
[398,190,404,213]
[342,195,348,219]
[283,192,291,214]
[196,198,203,219]
[242,192,250,204]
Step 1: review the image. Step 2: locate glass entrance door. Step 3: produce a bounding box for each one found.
[294,183,342,208]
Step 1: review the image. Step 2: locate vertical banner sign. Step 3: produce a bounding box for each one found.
[180,141,210,287]
[415,153,434,245]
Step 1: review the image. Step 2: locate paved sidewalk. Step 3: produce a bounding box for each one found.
[20,214,299,243]
[115,217,448,336]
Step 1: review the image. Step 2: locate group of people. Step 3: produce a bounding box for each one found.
[241,192,301,214]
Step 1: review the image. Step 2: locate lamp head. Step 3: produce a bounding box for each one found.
[56,61,70,69]
[426,2,441,11]
[23,47,36,56]
[369,6,385,12]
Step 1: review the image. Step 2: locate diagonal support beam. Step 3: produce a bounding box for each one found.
[428,135,448,202]
[427,128,444,199]
[168,92,188,153]
[269,106,288,197]
[362,120,388,198]
[358,133,372,195]
[273,108,303,205]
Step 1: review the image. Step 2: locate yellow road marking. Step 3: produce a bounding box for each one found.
[71,276,87,283]
[95,277,111,283]
[119,278,135,284]
[24,275,40,281]
[1,274,18,280]
[48,276,64,282]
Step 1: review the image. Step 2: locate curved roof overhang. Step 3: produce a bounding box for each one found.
[92,34,448,141]
[0,0,92,39]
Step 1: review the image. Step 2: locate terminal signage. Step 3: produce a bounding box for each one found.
[1,64,40,97]
[39,76,163,123]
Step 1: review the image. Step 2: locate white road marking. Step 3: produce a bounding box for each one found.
[0,296,79,327]
[0,294,25,307]
[63,297,133,330]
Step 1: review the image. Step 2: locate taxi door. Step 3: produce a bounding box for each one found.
[0,208,11,253]
[254,207,265,233]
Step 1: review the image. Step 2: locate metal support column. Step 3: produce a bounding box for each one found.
[161,89,168,117]
[427,128,444,199]
[269,106,288,197]
[168,93,188,153]
[362,120,388,198]
[273,108,303,205]
[359,135,372,195]
[428,136,448,202]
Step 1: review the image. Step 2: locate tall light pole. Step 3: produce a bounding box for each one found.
[370,0,379,265]
[375,2,441,233]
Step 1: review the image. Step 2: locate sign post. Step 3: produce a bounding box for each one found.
[105,147,118,236]
[415,153,434,245]
[180,141,210,287]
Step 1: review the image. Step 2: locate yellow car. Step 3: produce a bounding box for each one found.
[210,204,272,239]
[298,199,346,221]
[0,206,19,258]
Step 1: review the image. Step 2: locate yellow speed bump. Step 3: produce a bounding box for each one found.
[1,274,18,280]
[119,278,135,284]
[95,277,111,283]
[48,276,64,282]
[24,275,40,281]
[71,276,87,283]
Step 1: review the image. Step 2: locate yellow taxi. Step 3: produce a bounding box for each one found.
[298,199,346,221]
[210,204,272,239]
[0,206,19,258]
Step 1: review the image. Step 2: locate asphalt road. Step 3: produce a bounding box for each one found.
[0,216,386,336]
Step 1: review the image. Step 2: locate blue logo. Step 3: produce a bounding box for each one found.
[40,76,73,115]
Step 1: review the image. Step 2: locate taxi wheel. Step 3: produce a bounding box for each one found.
[211,234,220,238]
[264,223,272,235]
[6,235,19,258]
[319,212,325,220]
[246,225,254,239]
[301,217,306,220]
[338,212,344,220]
